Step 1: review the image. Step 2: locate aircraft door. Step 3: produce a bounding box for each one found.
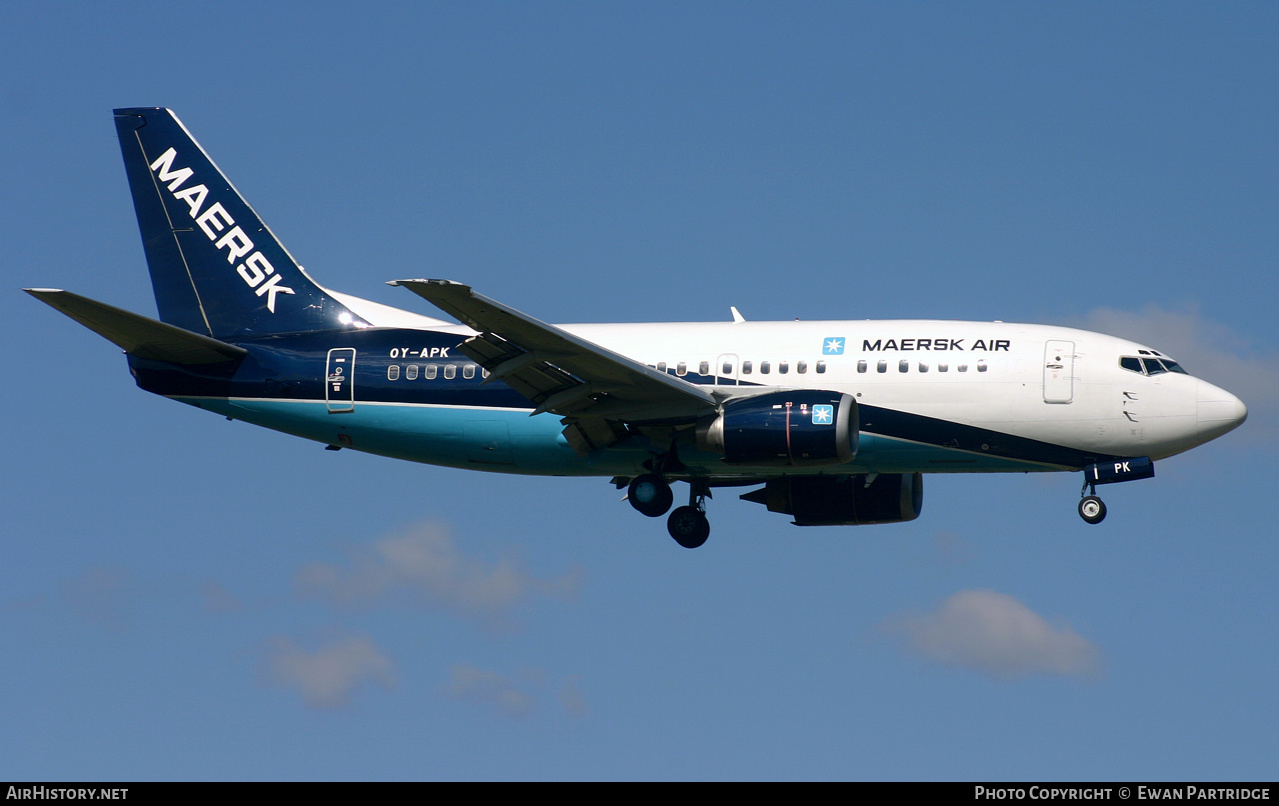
[1043,340,1074,404]
[715,354,740,386]
[326,348,356,413]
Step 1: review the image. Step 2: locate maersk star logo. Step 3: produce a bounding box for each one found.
[812,405,834,424]
[823,337,845,355]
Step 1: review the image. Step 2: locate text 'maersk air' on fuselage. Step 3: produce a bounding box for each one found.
[24,108,1247,549]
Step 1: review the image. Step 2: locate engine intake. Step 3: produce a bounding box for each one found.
[741,473,923,526]
[698,390,857,467]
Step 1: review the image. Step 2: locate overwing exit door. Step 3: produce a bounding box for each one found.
[715,354,739,386]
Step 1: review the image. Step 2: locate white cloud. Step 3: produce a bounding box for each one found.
[262,634,397,708]
[439,665,587,719]
[441,664,536,719]
[886,589,1102,679]
[295,522,583,627]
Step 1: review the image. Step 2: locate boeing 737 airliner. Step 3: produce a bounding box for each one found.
[26,108,1248,547]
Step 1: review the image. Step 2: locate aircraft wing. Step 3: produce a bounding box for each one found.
[390,279,721,452]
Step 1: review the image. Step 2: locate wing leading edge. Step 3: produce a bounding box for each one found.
[390,279,721,453]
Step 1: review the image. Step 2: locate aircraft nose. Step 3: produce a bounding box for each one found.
[1196,379,1247,438]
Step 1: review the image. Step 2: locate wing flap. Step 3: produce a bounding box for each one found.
[389,280,721,450]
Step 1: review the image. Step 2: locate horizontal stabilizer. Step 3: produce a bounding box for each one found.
[24,289,247,365]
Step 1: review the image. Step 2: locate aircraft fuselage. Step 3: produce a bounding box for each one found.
[129,318,1243,481]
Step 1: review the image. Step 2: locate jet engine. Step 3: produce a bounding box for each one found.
[740,473,923,526]
[697,390,857,467]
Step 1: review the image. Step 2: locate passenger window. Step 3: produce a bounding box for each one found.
[797,361,807,374]
[778,361,789,374]
[406,364,419,380]
[977,361,987,372]
[816,361,826,374]
[463,364,475,379]
[722,361,733,374]
[857,360,867,373]
[899,360,909,373]
[677,362,687,376]
[444,364,456,380]
[918,363,928,373]
[742,361,752,374]
[656,362,667,373]
[699,361,709,375]
[958,364,968,372]
[938,363,948,372]
[760,361,771,374]
[877,360,887,373]
[425,364,438,380]
[387,365,400,381]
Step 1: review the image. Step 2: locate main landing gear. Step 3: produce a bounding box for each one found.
[627,474,673,518]
[667,481,711,549]
[624,474,711,549]
[1078,478,1107,525]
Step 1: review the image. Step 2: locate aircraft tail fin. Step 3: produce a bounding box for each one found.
[25,288,247,365]
[113,108,369,339]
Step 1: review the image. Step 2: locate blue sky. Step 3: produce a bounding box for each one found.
[3,2,1277,781]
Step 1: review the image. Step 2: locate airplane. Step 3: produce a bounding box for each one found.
[26,108,1248,548]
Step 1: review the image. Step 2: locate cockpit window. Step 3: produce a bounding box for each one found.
[1121,355,1190,376]
[1141,358,1168,376]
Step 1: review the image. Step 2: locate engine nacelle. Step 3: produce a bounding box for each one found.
[698,390,858,467]
[741,473,923,526]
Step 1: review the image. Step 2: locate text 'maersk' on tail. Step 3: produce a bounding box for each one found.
[23,108,1248,549]
[113,107,371,338]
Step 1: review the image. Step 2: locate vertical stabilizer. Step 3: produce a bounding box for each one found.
[113,108,369,339]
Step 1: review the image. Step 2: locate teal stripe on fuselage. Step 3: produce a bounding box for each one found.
[176,396,1056,478]
[185,397,617,476]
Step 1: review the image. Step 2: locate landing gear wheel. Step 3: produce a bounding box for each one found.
[1078,495,1107,525]
[628,474,673,517]
[667,505,710,549]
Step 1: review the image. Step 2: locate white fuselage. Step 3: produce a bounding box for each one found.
[540,317,1242,467]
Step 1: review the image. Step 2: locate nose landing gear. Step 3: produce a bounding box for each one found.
[1075,458,1155,524]
[1078,479,1107,524]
